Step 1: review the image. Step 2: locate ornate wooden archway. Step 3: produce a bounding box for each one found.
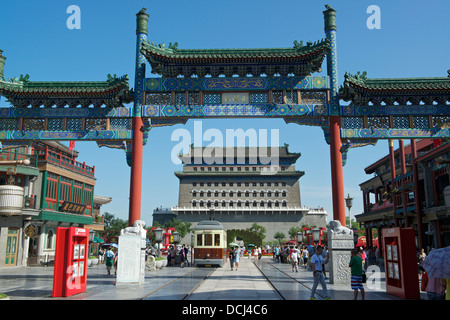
[1,5,449,228]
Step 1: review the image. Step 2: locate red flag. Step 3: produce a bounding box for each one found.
[69,141,75,151]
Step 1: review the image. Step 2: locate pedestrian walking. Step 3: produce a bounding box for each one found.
[375,246,381,267]
[291,246,299,272]
[104,247,115,275]
[229,248,235,270]
[184,245,190,267]
[98,247,104,264]
[310,246,331,300]
[234,246,240,271]
[368,246,376,266]
[360,247,367,271]
[418,248,426,274]
[258,246,262,260]
[349,249,365,300]
[180,244,186,268]
[170,245,176,266]
[113,249,118,275]
[302,246,309,268]
[253,247,258,262]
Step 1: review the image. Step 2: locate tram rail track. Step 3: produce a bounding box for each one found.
[139,266,216,300]
[181,267,216,300]
[254,260,328,300]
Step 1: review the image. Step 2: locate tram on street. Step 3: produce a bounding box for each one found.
[193,220,227,267]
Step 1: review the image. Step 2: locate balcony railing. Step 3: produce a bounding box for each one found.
[1,147,95,178]
[37,147,95,178]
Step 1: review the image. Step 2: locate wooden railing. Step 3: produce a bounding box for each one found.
[38,146,95,178]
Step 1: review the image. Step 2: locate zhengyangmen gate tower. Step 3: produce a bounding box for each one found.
[0,6,449,251]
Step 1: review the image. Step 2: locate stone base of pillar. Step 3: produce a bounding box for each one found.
[327,230,354,284]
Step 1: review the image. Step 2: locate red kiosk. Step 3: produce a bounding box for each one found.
[382,227,420,299]
[52,227,89,297]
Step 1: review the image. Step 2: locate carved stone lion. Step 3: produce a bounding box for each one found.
[120,220,146,239]
[329,220,353,236]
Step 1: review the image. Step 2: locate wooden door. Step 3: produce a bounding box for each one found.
[5,228,19,266]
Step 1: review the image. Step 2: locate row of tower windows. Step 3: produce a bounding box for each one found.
[192,200,288,208]
[191,166,288,172]
[192,191,287,197]
[193,182,287,187]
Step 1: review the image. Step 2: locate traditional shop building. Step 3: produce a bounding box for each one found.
[356,139,450,252]
[0,141,106,267]
[167,145,327,242]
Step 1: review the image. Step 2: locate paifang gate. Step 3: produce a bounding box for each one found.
[0,5,449,228]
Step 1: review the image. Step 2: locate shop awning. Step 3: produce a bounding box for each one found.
[93,236,105,243]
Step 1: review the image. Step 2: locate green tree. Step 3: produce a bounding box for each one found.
[155,218,192,239]
[100,212,128,244]
[247,222,266,240]
[103,212,128,231]
[288,226,302,239]
[274,232,285,245]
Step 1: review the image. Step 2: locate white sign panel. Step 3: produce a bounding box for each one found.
[116,235,142,284]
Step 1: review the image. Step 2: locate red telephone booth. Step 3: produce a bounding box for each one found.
[382,227,420,299]
[52,227,89,297]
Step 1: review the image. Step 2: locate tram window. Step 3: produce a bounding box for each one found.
[197,234,203,246]
[205,234,213,246]
[214,234,220,246]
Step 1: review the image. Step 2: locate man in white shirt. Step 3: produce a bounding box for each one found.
[310,246,332,300]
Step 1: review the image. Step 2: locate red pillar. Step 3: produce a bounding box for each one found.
[128,116,144,226]
[411,139,424,250]
[399,140,410,227]
[329,116,346,226]
[389,139,399,227]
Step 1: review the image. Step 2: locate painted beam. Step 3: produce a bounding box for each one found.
[0,106,133,118]
[342,104,450,116]
[0,130,132,141]
[341,128,450,139]
[2,103,448,119]
[142,103,329,118]
[144,75,330,92]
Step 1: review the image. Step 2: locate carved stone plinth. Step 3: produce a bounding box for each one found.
[328,231,354,284]
[116,235,146,285]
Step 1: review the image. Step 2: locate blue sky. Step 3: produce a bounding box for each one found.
[1,0,449,227]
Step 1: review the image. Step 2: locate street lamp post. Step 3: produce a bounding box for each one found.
[345,194,354,228]
[154,227,163,258]
[172,231,180,265]
[312,228,320,247]
[296,231,303,246]
[173,231,180,244]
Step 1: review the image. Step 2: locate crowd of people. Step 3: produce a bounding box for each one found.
[166,244,191,267]
[98,247,118,275]
[96,241,448,300]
